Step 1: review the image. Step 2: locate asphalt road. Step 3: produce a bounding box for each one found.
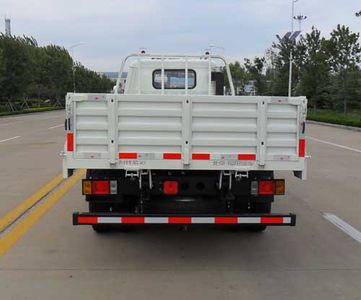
[1,110,361,300]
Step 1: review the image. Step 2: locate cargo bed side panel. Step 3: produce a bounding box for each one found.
[64,94,307,174]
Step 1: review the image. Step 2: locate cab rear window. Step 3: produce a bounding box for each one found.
[153,69,196,89]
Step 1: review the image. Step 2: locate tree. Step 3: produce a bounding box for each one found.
[226,61,247,94]
[74,64,113,93]
[41,45,73,100]
[0,34,114,109]
[0,47,5,97]
[0,35,35,107]
[269,37,298,96]
[244,57,268,95]
[296,27,331,109]
[325,25,361,113]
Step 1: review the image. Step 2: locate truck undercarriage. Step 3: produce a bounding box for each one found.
[73,169,295,232]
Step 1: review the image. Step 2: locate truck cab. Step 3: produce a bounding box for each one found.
[119,55,226,96]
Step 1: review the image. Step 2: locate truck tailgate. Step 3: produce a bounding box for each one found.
[64,94,307,176]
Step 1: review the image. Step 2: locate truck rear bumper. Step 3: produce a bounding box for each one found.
[73,213,296,226]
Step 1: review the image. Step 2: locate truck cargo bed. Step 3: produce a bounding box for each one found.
[63,94,307,177]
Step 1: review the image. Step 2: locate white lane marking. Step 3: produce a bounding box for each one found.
[308,136,361,154]
[0,136,21,143]
[323,213,361,244]
[48,124,63,130]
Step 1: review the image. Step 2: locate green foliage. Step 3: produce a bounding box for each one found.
[269,37,295,96]
[0,34,114,107]
[244,57,268,95]
[225,61,247,93]
[74,64,113,93]
[227,24,361,116]
[308,110,361,127]
[296,27,331,109]
[325,25,361,113]
[0,35,35,100]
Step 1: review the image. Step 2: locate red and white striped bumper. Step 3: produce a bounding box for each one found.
[73,213,296,226]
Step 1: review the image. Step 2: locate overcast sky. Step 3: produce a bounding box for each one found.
[1,0,361,71]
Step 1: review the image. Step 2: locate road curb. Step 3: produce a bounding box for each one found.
[0,107,64,118]
[307,120,361,132]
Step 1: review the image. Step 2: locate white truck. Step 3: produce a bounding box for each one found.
[63,52,308,232]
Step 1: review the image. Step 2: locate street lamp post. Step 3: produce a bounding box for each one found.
[69,43,85,93]
[294,15,307,31]
[288,0,298,98]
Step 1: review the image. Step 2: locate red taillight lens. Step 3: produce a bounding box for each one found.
[258,180,275,195]
[92,181,110,195]
[163,181,178,195]
[299,138,306,157]
[67,133,74,152]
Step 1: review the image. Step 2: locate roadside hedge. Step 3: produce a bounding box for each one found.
[307,110,361,128]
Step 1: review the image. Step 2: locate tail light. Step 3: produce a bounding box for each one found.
[82,180,117,195]
[299,139,306,157]
[92,181,110,195]
[250,179,285,196]
[275,180,285,195]
[67,133,74,152]
[82,180,92,195]
[163,181,178,195]
[259,180,275,195]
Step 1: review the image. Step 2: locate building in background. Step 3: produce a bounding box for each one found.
[5,17,11,36]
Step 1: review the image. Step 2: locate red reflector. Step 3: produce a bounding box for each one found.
[192,153,210,160]
[121,217,145,224]
[299,139,306,157]
[163,181,178,195]
[215,217,238,224]
[168,217,192,224]
[67,133,74,152]
[238,154,256,160]
[163,153,182,160]
[119,152,137,159]
[78,216,98,224]
[260,217,283,224]
[258,180,275,195]
[92,181,110,195]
